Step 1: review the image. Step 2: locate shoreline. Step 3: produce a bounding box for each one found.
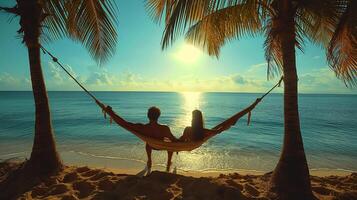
[2,156,355,178]
[96,166,356,178]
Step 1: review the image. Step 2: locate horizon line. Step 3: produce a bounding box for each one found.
[0,90,356,96]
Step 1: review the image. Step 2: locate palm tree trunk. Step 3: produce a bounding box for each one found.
[26,44,62,174]
[268,1,314,200]
[21,0,62,175]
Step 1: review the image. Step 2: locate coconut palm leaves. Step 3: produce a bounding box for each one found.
[147,0,355,82]
[2,0,118,64]
[186,4,262,57]
[328,0,357,86]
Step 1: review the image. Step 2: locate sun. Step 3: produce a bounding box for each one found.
[172,43,203,65]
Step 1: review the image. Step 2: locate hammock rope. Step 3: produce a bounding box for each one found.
[40,45,99,103]
[41,45,284,152]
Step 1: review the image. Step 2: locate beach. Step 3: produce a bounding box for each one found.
[1,160,356,200]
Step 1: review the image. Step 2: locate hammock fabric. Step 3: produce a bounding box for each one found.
[41,45,283,152]
[96,98,262,152]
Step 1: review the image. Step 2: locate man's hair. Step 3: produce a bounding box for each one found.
[147,106,161,121]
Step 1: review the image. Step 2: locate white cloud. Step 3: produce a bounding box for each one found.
[299,68,356,94]
[246,62,269,77]
[251,62,267,68]
[86,70,113,86]
[0,72,31,90]
[48,62,64,83]
[1,63,356,94]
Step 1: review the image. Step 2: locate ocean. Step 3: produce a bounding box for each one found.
[0,91,356,173]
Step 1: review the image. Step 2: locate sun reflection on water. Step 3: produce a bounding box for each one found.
[171,92,218,170]
[180,92,202,126]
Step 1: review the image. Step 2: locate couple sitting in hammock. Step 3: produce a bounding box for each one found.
[96,98,261,172]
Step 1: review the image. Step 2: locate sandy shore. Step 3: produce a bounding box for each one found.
[1,161,356,200]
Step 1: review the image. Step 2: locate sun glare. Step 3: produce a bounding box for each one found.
[172,43,203,65]
[179,92,202,126]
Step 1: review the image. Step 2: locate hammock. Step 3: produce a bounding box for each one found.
[96,97,263,151]
[41,45,283,152]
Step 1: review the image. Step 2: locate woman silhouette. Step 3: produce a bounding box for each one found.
[179,110,220,142]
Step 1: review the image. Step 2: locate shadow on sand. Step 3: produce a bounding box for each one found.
[1,161,357,200]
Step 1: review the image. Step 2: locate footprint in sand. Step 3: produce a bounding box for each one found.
[225,179,244,190]
[89,171,108,181]
[75,166,91,174]
[81,169,101,178]
[73,180,96,198]
[312,186,334,195]
[63,172,80,183]
[98,178,116,191]
[48,183,70,196]
[243,183,260,197]
[61,194,79,200]
[30,186,48,198]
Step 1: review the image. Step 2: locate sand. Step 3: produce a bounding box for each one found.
[0,161,356,200]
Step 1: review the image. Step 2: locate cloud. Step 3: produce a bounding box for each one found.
[246,62,269,77]
[0,70,286,93]
[41,62,84,90]
[48,62,64,82]
[299,68,356,94]
[0,72,31,90]
[251,62,267,68]
[232,74,247,84]
[1,63,356,94]
[86,70,113,86]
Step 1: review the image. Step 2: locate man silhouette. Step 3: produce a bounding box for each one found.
[97,101,177,172]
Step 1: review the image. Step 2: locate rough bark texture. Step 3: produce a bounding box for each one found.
[268,1,314,200]
[20,0,62,175]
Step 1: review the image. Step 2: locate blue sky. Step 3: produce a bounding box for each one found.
[0,0,355,94]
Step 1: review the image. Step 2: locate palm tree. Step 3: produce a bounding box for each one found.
[146,0,355,199]
[0,0,118,175]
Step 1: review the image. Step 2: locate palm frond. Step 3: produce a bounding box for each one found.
[41,0,118,64]
[65,0,118,64]
[160,0,250,49]
[327,0,357,86]
[41,0,67,43]
[161,0,211,49]
[263,17,283,79]
[146,0,174,24]
[0,5,19,15]
[185,3,262,57]
[296,0,338,47]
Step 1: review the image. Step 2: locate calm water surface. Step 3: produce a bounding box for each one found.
[0,91,356,172]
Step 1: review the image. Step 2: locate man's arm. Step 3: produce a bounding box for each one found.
[96,100,137,130]
[178,127,190,142]
[164,126,179,142]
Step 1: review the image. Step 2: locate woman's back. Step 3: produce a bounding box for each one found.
[180,127,215,142]
[180,109,218,142]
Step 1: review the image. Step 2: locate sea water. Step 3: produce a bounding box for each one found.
[0,91,356,173]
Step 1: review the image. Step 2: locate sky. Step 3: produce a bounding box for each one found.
[0,0,355,94]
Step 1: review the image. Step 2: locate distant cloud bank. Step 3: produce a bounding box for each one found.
[0,62,355,94]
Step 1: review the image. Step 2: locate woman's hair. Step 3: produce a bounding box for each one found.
[191,110,204,141]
